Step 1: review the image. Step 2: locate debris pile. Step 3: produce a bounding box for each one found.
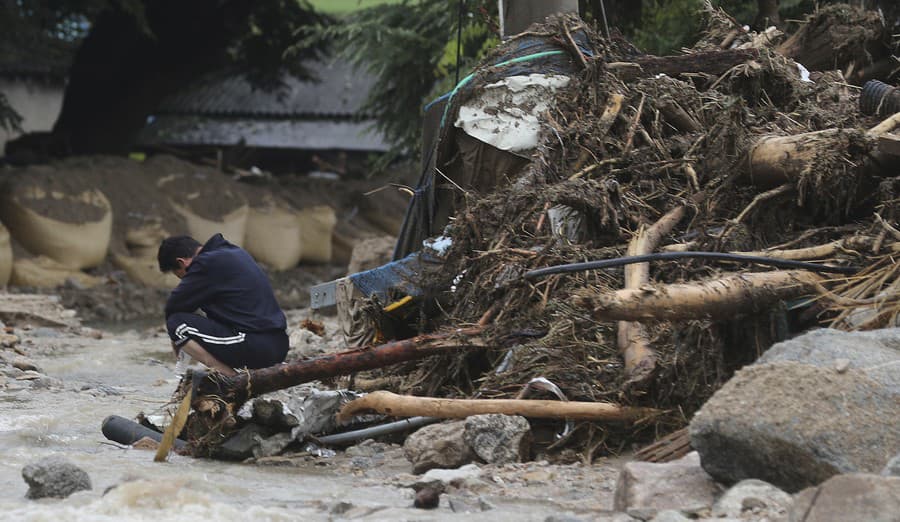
[161,4,899,465]
[346,5,900,453]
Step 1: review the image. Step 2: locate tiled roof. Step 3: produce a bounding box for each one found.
[137,115,390,152]
[153,58,375,118]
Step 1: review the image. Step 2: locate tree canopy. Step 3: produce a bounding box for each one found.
[1,0,330,153]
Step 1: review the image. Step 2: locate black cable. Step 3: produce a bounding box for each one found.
[455,0,464,86]
[522,251,859,280]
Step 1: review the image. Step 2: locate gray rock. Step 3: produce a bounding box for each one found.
[252,399,300,431]
[463,414,531,465]
[711,479,792,520]
[788,473,900,522]
[404,420,475,474]
[757,328,900,393]
[214,424,270,461]
[690,363,900,492]
[22,457,92,499]
[884,454,900,477]
[252,432,294,459]
[614,452,722,520]
[649,511,690,522]
[447,494,494,513]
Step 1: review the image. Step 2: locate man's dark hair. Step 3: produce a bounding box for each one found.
[158,236,201,273]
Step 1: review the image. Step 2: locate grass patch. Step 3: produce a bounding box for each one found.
[309,0,404,15]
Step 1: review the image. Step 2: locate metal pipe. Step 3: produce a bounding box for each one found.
[314,416,438,446]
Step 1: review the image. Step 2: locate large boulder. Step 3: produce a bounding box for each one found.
[613,452,722,520]
[463,414,531,465]
[404,420,475,474]
[22,456,92,499]
[757,328,900,392]
[690,362,900,492]
[789,473,900,522]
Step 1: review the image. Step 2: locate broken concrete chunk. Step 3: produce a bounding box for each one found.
[613,451,722,520]
[22,456,92,499]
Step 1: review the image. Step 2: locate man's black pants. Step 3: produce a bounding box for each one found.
[166,312,288,370]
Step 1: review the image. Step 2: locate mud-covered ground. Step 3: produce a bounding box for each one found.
[0,295,628,521]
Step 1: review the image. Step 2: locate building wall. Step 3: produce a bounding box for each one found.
[0,78,65,155]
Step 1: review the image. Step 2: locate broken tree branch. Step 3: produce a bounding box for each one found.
[336,391,659,423]
[578,270,825,322]
[196,327,486,405]
[608,49,761,81]
[619,198,699,382]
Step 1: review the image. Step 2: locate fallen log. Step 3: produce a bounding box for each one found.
[194,327,486,405]
[577,270,824,322]
[336,390,658,423]
[608,48,760,80]
[745,128,873,188]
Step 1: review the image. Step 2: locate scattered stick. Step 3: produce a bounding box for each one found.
[623,94,645,154]
[635,427,692,463]
[596,93,625,137]
[720,183,794,240]
[874,213,900,241]
[336,391,659,423]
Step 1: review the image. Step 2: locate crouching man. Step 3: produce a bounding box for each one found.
[157,233,289,376]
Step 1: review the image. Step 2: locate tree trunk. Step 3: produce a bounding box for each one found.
[753,0,781,31]
[52,2,240,154]
[577,270,823,322]
[745,129,873,188]
[195,327,486,404]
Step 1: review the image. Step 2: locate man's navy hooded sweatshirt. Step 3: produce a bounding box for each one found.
[165,234,286,332]
[165,234,288,369]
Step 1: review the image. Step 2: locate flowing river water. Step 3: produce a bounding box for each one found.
[0,319,622,521]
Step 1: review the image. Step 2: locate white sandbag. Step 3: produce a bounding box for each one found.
[0,187,112,269]
[0,223,11,286]
[245,205,303,271]
[112,253,179,289]
[10,256,102,289]
[125,223,169,259]
[170,200,248,248]
[297,205,337,263]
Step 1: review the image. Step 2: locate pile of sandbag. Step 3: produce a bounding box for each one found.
[0,154,362,289]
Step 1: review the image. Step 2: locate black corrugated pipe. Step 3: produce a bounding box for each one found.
[860,80,900,117]
[102,415,187,450]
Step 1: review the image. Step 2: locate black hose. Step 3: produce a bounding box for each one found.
[522,251,858,280]
[860,80,900,117]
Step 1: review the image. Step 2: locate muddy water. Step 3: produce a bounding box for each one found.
[0,325,619,521]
